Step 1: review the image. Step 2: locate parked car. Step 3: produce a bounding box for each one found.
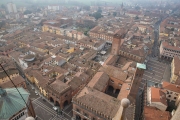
[53,106,58,111]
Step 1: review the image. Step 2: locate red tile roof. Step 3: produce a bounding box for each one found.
[144,106,171,120]
[162,81,180,93]
[150,87,167,106]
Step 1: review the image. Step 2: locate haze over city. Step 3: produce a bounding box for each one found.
[0,0,180,120]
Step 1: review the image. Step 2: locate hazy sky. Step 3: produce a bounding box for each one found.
[0,0,177,7]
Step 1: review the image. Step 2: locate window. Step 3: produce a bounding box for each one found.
[76,109,80,112]
[21,112,24,116]
[174,97,177,99]
[92,118,96,120]
[84,113,88,117]
[168,95,171,98]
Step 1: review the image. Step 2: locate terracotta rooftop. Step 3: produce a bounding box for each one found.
[0,69,19,79]
[162,41,180,51]
[100,65,128,81]
[162,81,180,93]
[74,87,121,118]
[117,83,130,100]
[0,76,25,89]
[144,106,171,120]
[150,87,167,106]
[103,55,119,66]
[49,80,70,94]
[87,72,109,92]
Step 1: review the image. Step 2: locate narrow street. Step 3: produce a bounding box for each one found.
[135,18,163,120]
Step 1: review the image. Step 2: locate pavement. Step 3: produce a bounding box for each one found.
[32,97,72,120]
[26,82,39,101]
[142,58,171,87]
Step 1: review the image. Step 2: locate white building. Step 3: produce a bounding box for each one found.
[47,5,60,11]
[7,2,17,13]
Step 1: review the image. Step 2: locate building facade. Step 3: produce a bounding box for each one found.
[171,56,180,84]
[160,41,180,59]
[7,3,17,13]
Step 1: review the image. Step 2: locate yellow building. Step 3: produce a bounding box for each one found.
[0,70,19,84]
[25,73,35,84]
[25,66,65,98]
[67,48,75,53]
[171,56,180,83]
[42,25,61,35]
[35,77,48,97]
[42,25,49,32]
[159,32,168,37]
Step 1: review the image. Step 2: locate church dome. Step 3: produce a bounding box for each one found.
[121,98,130,108]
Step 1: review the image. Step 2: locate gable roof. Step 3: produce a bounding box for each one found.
[150,87,167,106]
[162,81,180,93]
[88,72,109,92]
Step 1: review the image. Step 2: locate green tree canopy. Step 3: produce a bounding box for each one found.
[0,21,6,29]
[135,16,139,20]
[113,12,117,16]
[92,12,103,20]
[135,6,141,10]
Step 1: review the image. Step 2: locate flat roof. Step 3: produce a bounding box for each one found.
[137,63,146,69]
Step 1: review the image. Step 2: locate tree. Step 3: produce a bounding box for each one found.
[84,20,97,29]
[39,19,47,26]
[84,31,88,36]
[135,6,141,10]
[135,16,139,20]
[97,7,102,13]
[113,12,117,16]
[24,10,32,15]
[0,21,6,29]
[92,12,103,20]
